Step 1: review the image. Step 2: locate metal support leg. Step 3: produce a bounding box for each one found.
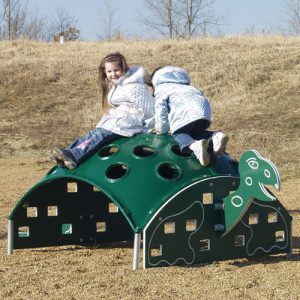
[7,220,14,255]
[287,220,293,259]
[133,233,141,270]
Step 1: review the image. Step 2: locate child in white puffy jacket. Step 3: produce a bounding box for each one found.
[51,52,154,169]
[151,66,228,166]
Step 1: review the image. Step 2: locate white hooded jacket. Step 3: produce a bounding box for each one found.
[152,66,212,134]
[97,66,154,137]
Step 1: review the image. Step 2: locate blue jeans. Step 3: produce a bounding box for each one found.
[173,120,214,153]
[65,128,122,163]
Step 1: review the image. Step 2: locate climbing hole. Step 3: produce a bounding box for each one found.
[98,145,119,158]
[105,164,128,180]
[133,145,156,157]
[171,145,191,157]
[157,163,181,180]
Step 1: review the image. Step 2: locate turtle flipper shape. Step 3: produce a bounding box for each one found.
[222,150,281,236]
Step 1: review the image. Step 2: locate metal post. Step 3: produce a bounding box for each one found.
[133,233,141,270]
[287,220,293,259]
[7,220,13,255]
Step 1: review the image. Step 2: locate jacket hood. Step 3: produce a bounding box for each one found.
[115,66,145,85]
[151,66,190,87]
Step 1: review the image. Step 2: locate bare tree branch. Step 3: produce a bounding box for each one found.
[139,0,181,38]
[0,0,49,40]
[284,0,300,34]
[139,0,221,38]
[49,7,80,42]
[97,0,120,40]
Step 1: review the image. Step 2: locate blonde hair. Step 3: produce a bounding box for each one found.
[98,52,129,111]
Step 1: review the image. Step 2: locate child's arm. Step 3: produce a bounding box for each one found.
[154,95,169,134]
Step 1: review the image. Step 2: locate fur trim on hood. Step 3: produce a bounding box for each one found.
[115,66,145,85]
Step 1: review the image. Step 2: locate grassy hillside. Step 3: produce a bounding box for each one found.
[0,36,299,179]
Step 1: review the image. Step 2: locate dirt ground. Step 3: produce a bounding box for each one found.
[0,158,300,299]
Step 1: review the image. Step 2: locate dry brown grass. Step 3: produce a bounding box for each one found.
[0,36,300,299]
[0,36,299,178]
[0,159,299,299]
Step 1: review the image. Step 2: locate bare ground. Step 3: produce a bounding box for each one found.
[0,158,299,299]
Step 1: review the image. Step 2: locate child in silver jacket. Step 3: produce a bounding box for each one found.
[151,66,228,166]
[52,53,154,169]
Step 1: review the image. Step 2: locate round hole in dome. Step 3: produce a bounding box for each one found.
[133,145,156,157]
[105,163,128,180]
[157,163,181,180]
[98,145,119,158]
[171,145,192,157]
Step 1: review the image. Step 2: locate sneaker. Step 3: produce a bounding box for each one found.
[52,147,77,169]
[50,155,65,167]
[212,132,229,156]
[189,139,210,166]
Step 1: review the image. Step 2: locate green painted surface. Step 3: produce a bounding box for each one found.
[222,150,281,235]
[8,134,292,268]
[144,176,291,268]
[9,133,239,234]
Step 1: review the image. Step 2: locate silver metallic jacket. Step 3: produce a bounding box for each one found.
[152,66,212,134]
[97,66,154,137]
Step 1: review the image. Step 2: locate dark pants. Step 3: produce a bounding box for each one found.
[173,120,214,152]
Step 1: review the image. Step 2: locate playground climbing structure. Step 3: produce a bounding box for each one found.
[7,134,292,269]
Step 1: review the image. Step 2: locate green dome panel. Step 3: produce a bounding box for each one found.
[9,133,239,233]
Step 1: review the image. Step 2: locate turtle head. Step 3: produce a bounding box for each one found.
[238,150,281,201]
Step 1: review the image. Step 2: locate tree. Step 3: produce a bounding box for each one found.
[0,0,48,40]
[181,0,220,38]
[22,8,49,41]
[284,0,300,34]
[0,0,28,39]
[49,7,80,42]
[97,0,121,40]
[139,0,180,38]
[139,0,221,38]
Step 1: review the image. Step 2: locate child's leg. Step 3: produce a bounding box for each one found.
[52,147,77,169]
[173,121,211,166]
[172,133,195,151]
[173,132,210,166]
[212,132,229,156]
[52,128,121,168]
[66,128,121,163]
[190,122,228,157]
[189,140,210,166]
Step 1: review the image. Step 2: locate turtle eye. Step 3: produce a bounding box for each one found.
[264,169,271,178]
[247,158,259,169]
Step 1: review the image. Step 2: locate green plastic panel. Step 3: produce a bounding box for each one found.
[9,133,291,268]
[143,176,292,268]
[9,133,239,236]
[222,150,281,235]
[11,178,133,249]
